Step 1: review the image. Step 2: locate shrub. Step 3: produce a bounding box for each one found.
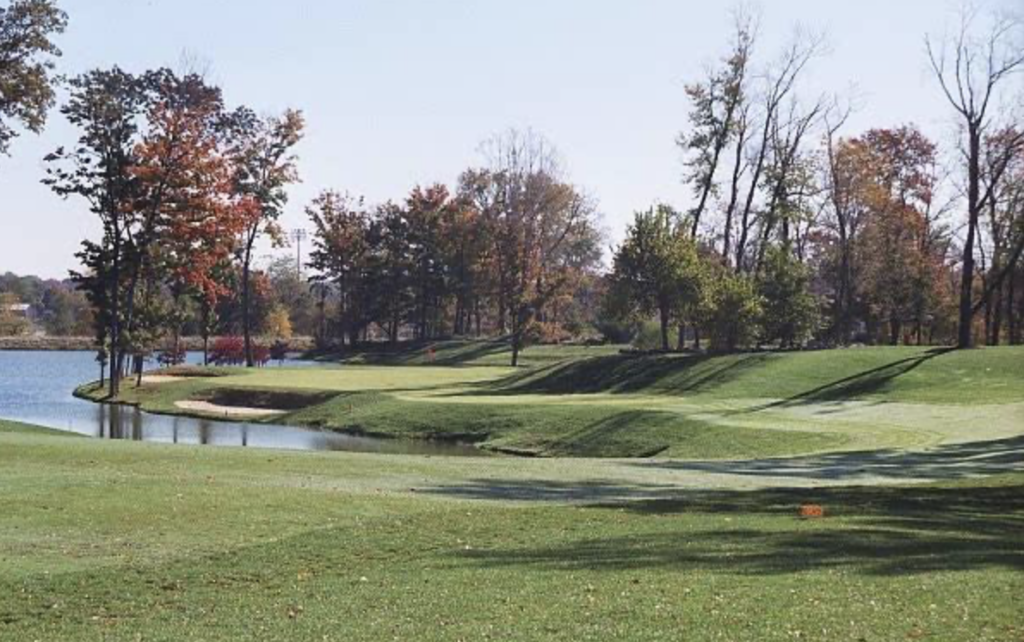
[632,319,667,351]
[252,344,271,367]
[704,274,762,352]
[209,337,246,366]
[157,346,188,367]
[269,340,290,364]
[757,244,820,348]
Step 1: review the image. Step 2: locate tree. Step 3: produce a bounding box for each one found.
[307,191,371,347]
[266,255,317,337]
[44,67,148,395]
[734,31,824,271]
[679,12,753,238]
[477,130,600,366]
[757,243,819,347]
[133,70,243,360]
[608,205,702,352]
[0,0,66,156]
[701,267,762,352]
[264,304,292,340]
[405,184,452,340]
[823,121,870,343]
[848,127,947,345]
[227,108,304,366]
[927,9,1024,347]
[979,128,1024,344]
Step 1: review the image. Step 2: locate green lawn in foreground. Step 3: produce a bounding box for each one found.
[1,425,1022,641]
[80,345,1024,458]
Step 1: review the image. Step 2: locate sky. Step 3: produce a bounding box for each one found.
[0,0,1016,279]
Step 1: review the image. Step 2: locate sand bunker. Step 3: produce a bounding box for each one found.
[174,400,286,417]
[138,375,185,385]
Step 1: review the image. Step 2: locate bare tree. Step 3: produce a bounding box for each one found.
[927,8,1024,347]
[734,29,825,271]
[679,11,755,239]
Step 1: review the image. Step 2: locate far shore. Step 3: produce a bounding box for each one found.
[0,336,316,352]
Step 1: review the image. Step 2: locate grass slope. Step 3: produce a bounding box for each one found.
[1,426,1022,641]
[80,345,1024,459]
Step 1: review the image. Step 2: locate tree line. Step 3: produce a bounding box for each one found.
[306,130,603,366]
[607,9,1024,352]
[2,1,1023,384]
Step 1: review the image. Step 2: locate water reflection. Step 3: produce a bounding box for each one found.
[0,350,485,457]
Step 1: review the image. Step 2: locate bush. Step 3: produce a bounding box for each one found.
[594,317,638,345]
[209,337,246,366]
[757,244,820,347]
[269,340,290,364]
[157,346,187,367]
[704,274,762,352]
[632,319,667,351]
[252,344,271,367]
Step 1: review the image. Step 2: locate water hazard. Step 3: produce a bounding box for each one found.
[0,351,484,456]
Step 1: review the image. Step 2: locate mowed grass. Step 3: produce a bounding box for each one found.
[2,424,1023,641]
[79,345,1024,458]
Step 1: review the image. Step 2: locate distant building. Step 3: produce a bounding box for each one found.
[3,303,33,318]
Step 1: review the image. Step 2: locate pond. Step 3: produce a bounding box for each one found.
[0,351,485,456]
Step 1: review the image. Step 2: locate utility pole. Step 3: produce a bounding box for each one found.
[291,229,307,280]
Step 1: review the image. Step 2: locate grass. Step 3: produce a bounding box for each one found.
[78,344,1024,459]
[322,338,623,368]
[1,424,1022,641]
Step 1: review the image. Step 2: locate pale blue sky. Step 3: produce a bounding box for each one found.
[0,0,1012,278]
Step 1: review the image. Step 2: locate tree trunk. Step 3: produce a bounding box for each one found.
[957,129,981,349]
[1009,272,1018,344]
[722,133,745,263]
[242,242,255,367]
[108,233,122,397]
[659,303,670,352]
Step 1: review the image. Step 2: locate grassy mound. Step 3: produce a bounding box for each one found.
[287,391,840,458]
[0,419,79,437]
[78,344,1024,459]
[323,339,621,368]
[496,346,1024,404]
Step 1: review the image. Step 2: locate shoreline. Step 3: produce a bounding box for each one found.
[0,336,317,352]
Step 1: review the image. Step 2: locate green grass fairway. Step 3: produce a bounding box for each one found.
[2,423,1023,641]
[82,345,1024,459]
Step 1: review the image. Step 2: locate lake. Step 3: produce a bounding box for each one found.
[0,350,484,456]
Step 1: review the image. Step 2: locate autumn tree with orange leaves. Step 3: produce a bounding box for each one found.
[46,66,296,390]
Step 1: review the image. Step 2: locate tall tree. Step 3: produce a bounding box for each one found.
[227,108,304,366]
[44,67,148,395]
[307,191,371,348]
[477,130,598,366]
[679,13,753,238]
[734,32,823,271]
[927,9,1024,347]
[0,0,66,156]
[405,184,452,340]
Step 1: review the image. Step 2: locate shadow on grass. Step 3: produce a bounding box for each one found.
[440,481,1024,576]
[321,339,513,367]
[474,352,772,396]
[476,348,958,403]
[425,436,1024,504]
[641,435,1024,481]
[739,348,955,413]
